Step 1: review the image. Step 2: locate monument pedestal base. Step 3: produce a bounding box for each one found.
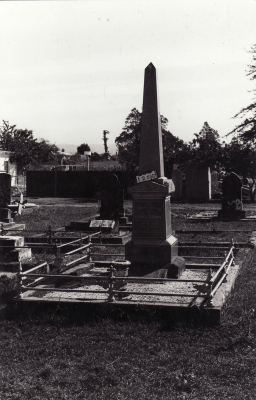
[0,208,13,223]
[217,210,246,220]
[125,235,178,276]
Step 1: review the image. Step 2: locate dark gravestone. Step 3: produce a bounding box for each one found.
[125,63,178,272]
[218,172,246,219]
[171,169,183,200]
[166,256,186,279]
[0,173,12,223]
[99,174,124,220]
[185,166,211,201]
[0,173,11,208]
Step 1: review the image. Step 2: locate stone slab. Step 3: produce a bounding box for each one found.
[125,235,178,274]
[185,166,211,201]
[90,220,115,229]
[4,248,32,262]
[166,256,186,279]
[0,236,25,248]
[0,223,25,231]
[217,210,246,220]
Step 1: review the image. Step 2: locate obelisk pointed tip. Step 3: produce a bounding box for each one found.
[146,62,156,70]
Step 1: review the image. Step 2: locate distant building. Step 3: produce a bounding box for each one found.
[0,150,17,185]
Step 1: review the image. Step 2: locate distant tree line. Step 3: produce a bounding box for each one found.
[115,108,255,201]
[0,121,59,174]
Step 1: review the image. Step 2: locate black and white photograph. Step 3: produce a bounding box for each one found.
[0,1,256,399]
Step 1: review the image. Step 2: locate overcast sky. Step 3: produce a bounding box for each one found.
[0,0,256,150]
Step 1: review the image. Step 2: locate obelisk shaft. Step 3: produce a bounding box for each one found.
[139,63,164,178]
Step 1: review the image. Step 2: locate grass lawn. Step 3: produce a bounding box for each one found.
[1,199,256,399]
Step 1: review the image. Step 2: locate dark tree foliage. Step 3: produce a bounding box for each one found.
[77,143,91,154]
[228,45,256,142]
[188,122,222,169]
[0,120,59,173]
[90,152,101,161]
[115,108,141,172]
[115,108,188,174]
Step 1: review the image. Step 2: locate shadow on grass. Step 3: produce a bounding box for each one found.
[4,300,220,329]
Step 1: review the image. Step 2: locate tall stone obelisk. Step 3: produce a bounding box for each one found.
[139,63,164,178]
[125,63,177,274]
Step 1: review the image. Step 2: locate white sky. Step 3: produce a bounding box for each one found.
[0,0,256,149]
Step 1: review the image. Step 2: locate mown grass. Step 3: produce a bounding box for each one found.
[1,253,256,400]
[1,200,256,399]
[13,204,99,234]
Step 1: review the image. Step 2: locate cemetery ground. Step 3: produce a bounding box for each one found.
[1,199,256,399]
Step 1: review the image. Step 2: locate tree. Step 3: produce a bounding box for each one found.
[228,45,256,142]
[0,120,59,173]
[115,108,141,172]
[77,143,91,154]
[188,122,222,169]
[102,130,109,155]
[115,108,187,174]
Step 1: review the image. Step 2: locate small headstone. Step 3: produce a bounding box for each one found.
[166,256,186,279]
[99,174,124,220]
[222,172,242,210]
[218,172,246,219]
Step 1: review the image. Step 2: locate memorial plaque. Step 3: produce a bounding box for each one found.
[136,170,157,184]
[133,200,165,239]
[90,220,115,229]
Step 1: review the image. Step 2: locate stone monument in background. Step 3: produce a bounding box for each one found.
[185,165,211,201]
[218,172,246,220]
[125,63,177,273]
[0,173,13,224]
[99,174,124,220]
[171,167,183,200]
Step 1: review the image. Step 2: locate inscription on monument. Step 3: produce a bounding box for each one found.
[133,200,165,238]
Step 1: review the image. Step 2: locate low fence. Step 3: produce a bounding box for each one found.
[15,239,236,307]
